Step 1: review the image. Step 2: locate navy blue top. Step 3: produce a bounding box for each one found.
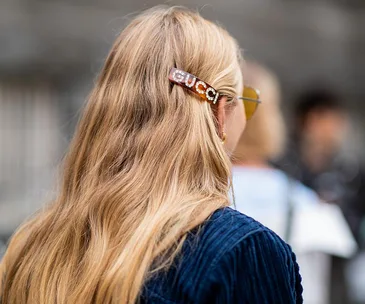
[141,207,303,304]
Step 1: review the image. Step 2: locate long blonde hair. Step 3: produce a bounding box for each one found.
[1,6,242,304]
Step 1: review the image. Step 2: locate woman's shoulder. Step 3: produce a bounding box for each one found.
[189,207,303,303]
[143,208,303,303]
[192,207,294,270]
[200,207,269,242]
[194,207,295,253]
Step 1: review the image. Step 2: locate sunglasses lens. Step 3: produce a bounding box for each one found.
[243,100,259,120]
[242,86,260,120]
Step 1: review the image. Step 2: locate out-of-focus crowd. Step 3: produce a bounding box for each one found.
[232,62,365,304]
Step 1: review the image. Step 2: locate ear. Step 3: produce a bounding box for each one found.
[216,96,227,139]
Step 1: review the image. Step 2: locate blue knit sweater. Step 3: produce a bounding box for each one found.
[141,207,303,303]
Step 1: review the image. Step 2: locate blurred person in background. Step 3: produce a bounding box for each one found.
[276,88,365,304]
[232,62,356,304]
[0,7,303,304]
[277,89,365,243]
[232,62,317,240]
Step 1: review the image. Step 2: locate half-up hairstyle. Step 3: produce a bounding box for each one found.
[1,6,243,304]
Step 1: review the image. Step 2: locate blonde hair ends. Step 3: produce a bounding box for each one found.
[1,6,242,304]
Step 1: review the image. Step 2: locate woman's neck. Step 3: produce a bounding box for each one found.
[234,159,271,169]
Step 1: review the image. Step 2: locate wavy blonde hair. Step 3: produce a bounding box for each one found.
[0,6,242,304]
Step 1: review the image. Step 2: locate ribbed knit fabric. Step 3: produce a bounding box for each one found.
[141,207,303,304]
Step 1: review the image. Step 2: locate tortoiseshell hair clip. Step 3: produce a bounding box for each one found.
[168,68,220,104]
[169,67,261,120]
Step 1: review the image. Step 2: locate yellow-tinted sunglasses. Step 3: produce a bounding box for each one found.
[238,86,261,120]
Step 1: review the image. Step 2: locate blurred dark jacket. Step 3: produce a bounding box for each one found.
[275,139,365,247]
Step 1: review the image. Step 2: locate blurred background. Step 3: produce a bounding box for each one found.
[0,0,364,303]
